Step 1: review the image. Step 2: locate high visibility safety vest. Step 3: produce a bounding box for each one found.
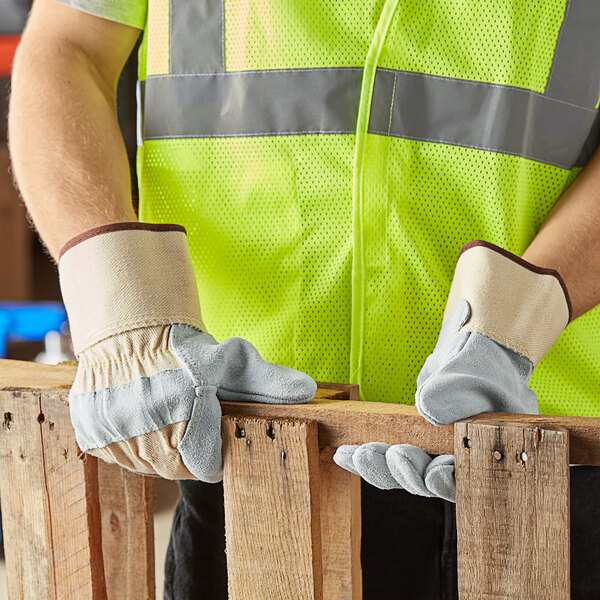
[136,0,600,416]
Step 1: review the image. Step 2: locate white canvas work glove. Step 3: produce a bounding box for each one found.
[334,241,571,502]
[59,223,317,482]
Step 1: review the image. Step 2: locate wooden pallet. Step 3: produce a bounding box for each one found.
[1,359,597,599]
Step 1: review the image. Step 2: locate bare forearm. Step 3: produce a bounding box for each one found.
[523,147,600,321]
[8,2,138,260]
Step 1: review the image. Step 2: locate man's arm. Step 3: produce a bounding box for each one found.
[8,0,141,260]
[522,146,600,321]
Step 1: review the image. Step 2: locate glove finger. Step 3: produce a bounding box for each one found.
[352,442,401,490]
[333,445,361,477]
[386,445,435,498]
[177,384,224,483]
[424,455,456,503]
[171,325,317,405]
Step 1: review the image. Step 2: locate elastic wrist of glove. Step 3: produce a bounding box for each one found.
[59,222,205,355]
[443,240,571,368]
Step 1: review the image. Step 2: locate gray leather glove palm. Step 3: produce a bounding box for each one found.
[334,241,571,502]
[59,223,316,482]
[415,298,538,427]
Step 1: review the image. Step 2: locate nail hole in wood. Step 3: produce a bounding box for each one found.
[235,424,246,438]
[463,437,472,449]
[37,412,45,424]
[281,450,287,461]
[109,512,120,533]
[266,423,276,440]
[493,450,503,461]
[3,412,12,430]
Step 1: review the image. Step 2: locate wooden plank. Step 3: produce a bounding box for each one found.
[0,389,107,599]
[319,447,362,600]
[220,400,600,465]
[40,395,107,600]
[454,421,570,600]
[222,398,452,455]
[0,390,56,599]
[316,383,360,401]
[223,403,600,465]
[1,360,600,464]
[222,416,323,600]
[0,358,597,466]
[97,462,155,600]
[0,360,76,393]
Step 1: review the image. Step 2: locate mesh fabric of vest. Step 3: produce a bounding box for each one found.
[137,0,600,416]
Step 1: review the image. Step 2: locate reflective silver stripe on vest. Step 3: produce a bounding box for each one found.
[144,68,364,137]
[143,68,599,170]
[170,0,225,74]
[545,0,600,107]
[369,68,599,169]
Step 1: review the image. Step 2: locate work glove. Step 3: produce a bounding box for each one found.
[334,241,571,502]
[59,223,316,482]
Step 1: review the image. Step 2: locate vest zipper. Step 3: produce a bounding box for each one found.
[350,0,400,394]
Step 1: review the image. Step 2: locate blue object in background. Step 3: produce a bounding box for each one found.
[0,301,67,358]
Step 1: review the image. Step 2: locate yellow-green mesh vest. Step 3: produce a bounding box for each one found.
[136,0,600,416]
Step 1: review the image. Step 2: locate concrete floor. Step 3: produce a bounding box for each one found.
[0,479,179,600]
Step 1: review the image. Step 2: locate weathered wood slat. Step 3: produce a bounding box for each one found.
[2,360,599,464]
[41,397,107,600]
[455,420,570,600]
[0,392,56,599]
[319,447,362,600]
[222,416,323,600]
[0,389,107,599]
[97,462,155,600]
[0,363,156,600]
[0,360,75,392]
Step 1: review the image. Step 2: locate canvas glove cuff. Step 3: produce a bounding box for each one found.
[59,223,317,482]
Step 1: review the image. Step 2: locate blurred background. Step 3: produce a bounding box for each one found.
[0,2,178,597]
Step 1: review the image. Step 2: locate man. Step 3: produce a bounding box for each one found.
[9,0,600,598]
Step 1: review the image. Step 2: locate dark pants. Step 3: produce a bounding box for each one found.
[164,466,600,599]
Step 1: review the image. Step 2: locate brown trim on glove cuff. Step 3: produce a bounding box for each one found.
[59,222,187,259]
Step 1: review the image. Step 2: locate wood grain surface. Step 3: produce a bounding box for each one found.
[0,376,156,599]
[97,462,155,600]
[0,389,107,599]
[222,416,323,600]
[455,420,570,600]
[319,447,362,600]
[2,359,599,464]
